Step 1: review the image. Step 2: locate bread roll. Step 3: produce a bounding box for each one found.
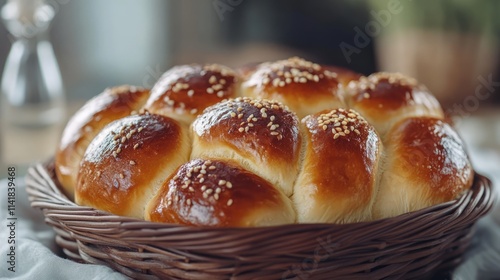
[144,64,239,124]
[345,72,444,136]
[146,158,295,226]
[55,85,149,199]
[294,108,383,223]
[191,97,301,196]
[373,117,474,219]
[240,57,345,118]
[75,112,190,219]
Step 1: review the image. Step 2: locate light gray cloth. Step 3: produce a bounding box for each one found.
[0,178,128,280]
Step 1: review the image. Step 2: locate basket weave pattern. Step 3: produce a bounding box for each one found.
[26,161,494,280]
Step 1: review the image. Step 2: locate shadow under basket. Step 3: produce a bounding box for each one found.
[25,161,495,280]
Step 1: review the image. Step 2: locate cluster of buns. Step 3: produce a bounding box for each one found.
[55,57,474,227]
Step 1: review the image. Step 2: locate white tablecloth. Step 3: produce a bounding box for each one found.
[0,121,499,280]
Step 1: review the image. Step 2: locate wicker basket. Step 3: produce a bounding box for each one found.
[25,160,495,280]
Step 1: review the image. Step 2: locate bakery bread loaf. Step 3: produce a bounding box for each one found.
[345,72,444,136]
[56,57,474,226]
[55,85,150,199]
[76,112,190,219]
[144,64,239,124]
[240,57,345,118]
[294,108,383,223]
[373,117,474,219]
[190,97,301,196]
[146,158,295,227]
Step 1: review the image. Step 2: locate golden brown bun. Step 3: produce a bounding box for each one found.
[191,97,301,196]
[294,108,383,223]
[345,72,444,136]
[373,117,474,219]
[322,65,362,87]
[55,86,150,199]
[146,158,295,227]
[75,113,190,219]
[240,57,344,118]
[144,64,240,124]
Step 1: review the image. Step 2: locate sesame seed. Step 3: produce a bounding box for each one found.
[354,129,361,135]
[220,79,226,84]
[203,192,208,199]
[199,178,205,183]
[214,193,219,200]
[207,88,214,94]
[217,91,224,97]
[187,90,194,97]
[190,108,198,114]
[216,187,221,194]
[334,133,340,139]
[238,127,244,132]
[227,199,233,206]
[206,189,213,195]
[218,180,226,185]
[230,112,236,117]
[209,166,216,170]
[209,75,217,84]
[187,199,191,206]
[189,187,194,192]
[119,173,124,179]
[200,169,207,174]
[129,160,136,165]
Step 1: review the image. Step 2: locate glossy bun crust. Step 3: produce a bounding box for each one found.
[146,159,295,227]
[191,97,301,196]
[240,57,344,118]
[60,57,474,226]
[55,85,150,199]
[144,64,239,124]
[76,113,190,219]
[373,117,473,218]
[294,109,383,223]
[345,72,444,136]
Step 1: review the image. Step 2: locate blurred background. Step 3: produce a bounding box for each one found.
[0,0,499,178]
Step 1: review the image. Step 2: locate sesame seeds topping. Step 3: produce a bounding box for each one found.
[221,97,290,140]
[316,109,367,140]
[169,159,236,208]
[255,57,337,88]
[348,72,420,99]
[110,120,146,161]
